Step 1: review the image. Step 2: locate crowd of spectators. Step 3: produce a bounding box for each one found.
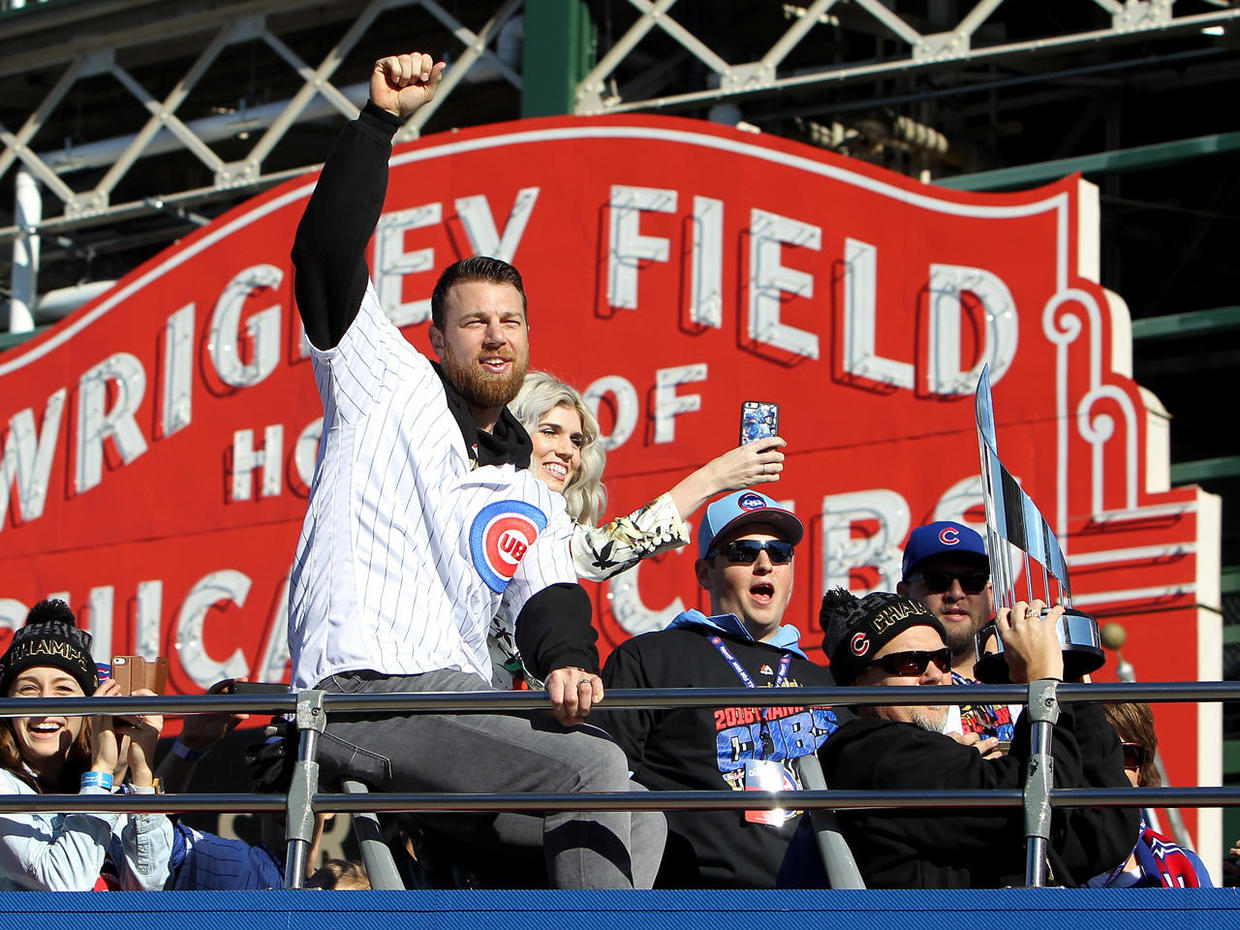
[0,46,1230,895]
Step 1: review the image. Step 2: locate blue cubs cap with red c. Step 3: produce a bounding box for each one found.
[697,490,804,558]
[901,521,989,580]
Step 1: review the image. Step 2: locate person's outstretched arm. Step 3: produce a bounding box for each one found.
[291,52,445,350]
[573,437,788,581]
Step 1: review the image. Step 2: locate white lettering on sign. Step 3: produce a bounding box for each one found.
[134,580,163,661]
[175,569,251,688]
[608,185,677,310]
[654,364,707,445]
[690,196,724,328]
[934,475,984,526]
[749,208,821,359]
[607,559,685,636]
[87,586,114,665]
[231,425,284,501]
[926,263,1019,395]
[161,302,195,438]
[584,375,639,451]
[455,188,540,261]
[1,388,65,529]
[0,599,26,635]
[209,265,282,388]
[842,238,913,389]
[256,576,291,684]
[0,184,1033,529]
[75,353,148,495]
[294,418,323,488]
[374,203,441,327]
[820,489,911,594]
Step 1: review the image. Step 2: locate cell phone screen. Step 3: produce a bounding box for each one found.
[740,401,779,445]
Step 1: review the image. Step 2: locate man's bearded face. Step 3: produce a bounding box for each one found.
[432,280,530,411]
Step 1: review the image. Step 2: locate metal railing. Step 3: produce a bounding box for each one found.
[1,680,1238,889]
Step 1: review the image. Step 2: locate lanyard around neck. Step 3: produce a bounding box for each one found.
[708,635,791,695]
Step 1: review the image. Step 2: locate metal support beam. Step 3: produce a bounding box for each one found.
[1170,457,1240,486]
[1223,567,1240,596]
[575,4,1240,115]
[521,0,592,117]
[1023,678,1060,887]
[937,132,1240,191]
[1132,306,1240,341]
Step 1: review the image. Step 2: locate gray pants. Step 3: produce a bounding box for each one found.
[314,668,665,889]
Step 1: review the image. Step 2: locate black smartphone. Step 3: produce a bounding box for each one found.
[740,401,779,445]
[228,681,290,695]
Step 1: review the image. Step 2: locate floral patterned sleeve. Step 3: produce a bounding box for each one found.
[487,494,690,690]
[571,493,691,582]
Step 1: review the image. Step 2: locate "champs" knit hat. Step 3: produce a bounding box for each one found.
[820,588,946,685]
[0,599,99,696]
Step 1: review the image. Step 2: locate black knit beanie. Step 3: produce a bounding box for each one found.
[0,599,98,696]
[820,588,946,685]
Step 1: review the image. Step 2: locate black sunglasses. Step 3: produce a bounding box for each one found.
[1121,741,1149,770]
[907,569,989,596]
[867,648,952,677]
[711,539,795,565]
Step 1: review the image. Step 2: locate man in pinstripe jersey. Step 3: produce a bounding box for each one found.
[286,51,664,889]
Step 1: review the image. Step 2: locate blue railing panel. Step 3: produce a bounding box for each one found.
[0,888,1235,928]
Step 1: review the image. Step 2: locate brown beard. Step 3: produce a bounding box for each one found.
[440,348,529,411]
[943,615,984,665]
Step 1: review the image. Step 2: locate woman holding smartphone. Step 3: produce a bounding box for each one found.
[0,599,171,891]
[490,371,786,687]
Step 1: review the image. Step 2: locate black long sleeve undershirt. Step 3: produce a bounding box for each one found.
[515,584,600,678]
[291,102,401,351]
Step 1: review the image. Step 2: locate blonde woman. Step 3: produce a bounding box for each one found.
[491,371,786,687]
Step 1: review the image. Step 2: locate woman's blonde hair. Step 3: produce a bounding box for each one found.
[510,371,607,526]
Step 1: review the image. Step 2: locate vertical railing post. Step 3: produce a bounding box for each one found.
[284,689,325,888]
[1023,678,1060,886]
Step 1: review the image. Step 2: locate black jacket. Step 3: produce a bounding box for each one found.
[808,703,1138,888]
[592,613,847,888]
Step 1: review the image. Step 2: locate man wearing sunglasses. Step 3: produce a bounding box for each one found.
[592,490,845,888]
[897,521,1016,747]
[781,589,1136,888]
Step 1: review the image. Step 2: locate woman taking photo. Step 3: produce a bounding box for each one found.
[491,371,786,686]
[0,599,171,891]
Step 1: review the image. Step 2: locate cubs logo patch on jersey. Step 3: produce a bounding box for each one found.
[469,500,549,593]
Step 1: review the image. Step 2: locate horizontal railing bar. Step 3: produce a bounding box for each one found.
[0,793,287,814]
[308,789,1026,813]
[1,680,1236,718]
[1053,681,1240,703]
[316,681,1240,713]
[1052,787,1240,807]
[0,693,296,717]
[6,786,1238,816]
[0,790,1024,815]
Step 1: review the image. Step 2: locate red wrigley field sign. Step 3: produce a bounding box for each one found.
[0,114,1221,846]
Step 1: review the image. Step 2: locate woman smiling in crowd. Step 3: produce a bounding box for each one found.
[0,600,171,891]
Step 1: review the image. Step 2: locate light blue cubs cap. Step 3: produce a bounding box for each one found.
[697,490,804,558]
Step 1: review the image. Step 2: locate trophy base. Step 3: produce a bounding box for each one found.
[972,607,1105,684]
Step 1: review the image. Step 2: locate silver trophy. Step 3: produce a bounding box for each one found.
[972,365,1103,682]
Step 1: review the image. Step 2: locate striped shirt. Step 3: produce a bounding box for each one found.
[288,282,575,690]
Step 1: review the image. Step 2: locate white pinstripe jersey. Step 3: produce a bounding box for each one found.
[288,282,575,690]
